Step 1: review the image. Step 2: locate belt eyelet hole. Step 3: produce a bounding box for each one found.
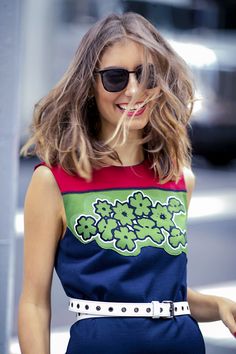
[121,307,126,312]
[85,305,89,310]
[146,307,151,313]
[134,307,139,313]
[96,306,101,311]
[108,307,113,312]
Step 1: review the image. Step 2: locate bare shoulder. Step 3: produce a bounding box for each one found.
[31,165,58,188]
[28,165,61,201]
[182,166,196,207]
[25,165,65,239]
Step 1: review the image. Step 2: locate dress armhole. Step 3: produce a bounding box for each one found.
[178,173,187,192]
[182,167,195,209]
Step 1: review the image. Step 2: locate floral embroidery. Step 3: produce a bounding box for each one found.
[97,218,118,241]
[167,197,185,214]
[72,191,187,256]
[94,200,112,218]
[114,227,137,251]
[129,191,152,216]
[134,218,164,244]
[113,201,135,225]
[75,216,97,241]
[150,203,174,231]
[168,227,187,248]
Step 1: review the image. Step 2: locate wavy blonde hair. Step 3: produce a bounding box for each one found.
[22,12,195,182]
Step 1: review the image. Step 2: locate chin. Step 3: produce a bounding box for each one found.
[127,117,149,129]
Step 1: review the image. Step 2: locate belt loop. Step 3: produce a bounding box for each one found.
[151,301,161,319]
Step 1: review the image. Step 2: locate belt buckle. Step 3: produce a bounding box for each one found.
[162,300,174,318]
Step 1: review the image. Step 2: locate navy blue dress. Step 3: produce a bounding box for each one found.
[40,161,205,354]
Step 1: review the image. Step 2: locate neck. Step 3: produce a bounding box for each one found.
[102,136,144,166]
[114,143,144,166]
[100,125,145,166]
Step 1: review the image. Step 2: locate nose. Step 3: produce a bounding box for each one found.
[124,73,139,96]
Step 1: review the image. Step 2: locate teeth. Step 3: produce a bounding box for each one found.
[118,103,145,111]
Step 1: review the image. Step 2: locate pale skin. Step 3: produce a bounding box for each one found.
[18,39,236,354]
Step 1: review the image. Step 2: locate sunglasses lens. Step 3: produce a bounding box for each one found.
[102,69,128,92]
[136,64,157,89]
[147,64,157,89]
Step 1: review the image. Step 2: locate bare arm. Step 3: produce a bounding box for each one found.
[187,288,236,327]
[18,166,66,354]
[184,167,236,337]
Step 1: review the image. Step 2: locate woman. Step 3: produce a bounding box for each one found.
[18,12,236,354]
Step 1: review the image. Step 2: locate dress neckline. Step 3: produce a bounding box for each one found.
[108,159,146,169]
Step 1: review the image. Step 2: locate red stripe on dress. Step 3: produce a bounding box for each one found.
[35,161,186,193]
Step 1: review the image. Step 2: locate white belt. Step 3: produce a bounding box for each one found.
[68,298,191,320]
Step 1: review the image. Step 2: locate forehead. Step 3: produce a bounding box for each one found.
[99,39,150,69]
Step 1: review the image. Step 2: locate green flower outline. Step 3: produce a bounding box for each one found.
[113,201,136,225]
[93,199,113,218]
[168,227,187,248]
[129,191,152,217]
[114,226,137,251]
[134,218,165,244]
[150,203,174,231]
[167,197,185,214]
[97,218,118,241]
[74,215,97,241]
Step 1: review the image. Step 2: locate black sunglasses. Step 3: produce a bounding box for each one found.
[95,64,157,92]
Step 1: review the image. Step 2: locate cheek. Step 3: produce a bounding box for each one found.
[96,95,113,113]
[95,91,118,115]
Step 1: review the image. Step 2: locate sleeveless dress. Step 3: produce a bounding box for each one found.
[37,160,205,354]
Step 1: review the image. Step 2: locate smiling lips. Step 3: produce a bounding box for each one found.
[116,102,146,117]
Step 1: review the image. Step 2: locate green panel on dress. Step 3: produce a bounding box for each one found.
[63,188,188,257]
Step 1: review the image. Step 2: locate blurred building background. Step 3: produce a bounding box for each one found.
[20,0,236,166]
[3,0,236,353]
